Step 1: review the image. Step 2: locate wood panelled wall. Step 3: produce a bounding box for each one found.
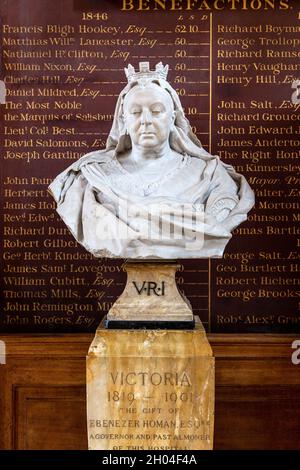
[0,334,299,450]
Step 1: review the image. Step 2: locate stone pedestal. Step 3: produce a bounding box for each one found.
[87,317,214,450]
[106,261,194,329]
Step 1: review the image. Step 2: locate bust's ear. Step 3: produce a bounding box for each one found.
[120,116,128,135]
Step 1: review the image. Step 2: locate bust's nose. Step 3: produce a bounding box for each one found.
[140,108,153,125]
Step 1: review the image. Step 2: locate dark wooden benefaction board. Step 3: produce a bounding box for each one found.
[0,0,299,332]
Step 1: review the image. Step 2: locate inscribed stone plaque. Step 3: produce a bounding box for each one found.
[87,318,214,450]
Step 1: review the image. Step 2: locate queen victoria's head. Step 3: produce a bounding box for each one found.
[123,82,175,152]
[106,62,205,162]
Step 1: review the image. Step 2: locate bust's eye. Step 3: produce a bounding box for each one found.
[151,107,163,115]
[131,109,141,115]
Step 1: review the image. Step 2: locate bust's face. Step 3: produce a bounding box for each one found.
[123,84,175,149]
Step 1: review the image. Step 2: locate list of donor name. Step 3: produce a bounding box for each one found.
[0,2,211,331]
[0,0,299,332]
[211,17,300,332]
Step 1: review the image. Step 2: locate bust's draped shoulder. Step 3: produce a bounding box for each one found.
[48,149,113,204]
[48,150,254,258]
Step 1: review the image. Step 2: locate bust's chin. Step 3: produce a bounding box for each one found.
[139,143,158,150]
[138,136,158,146]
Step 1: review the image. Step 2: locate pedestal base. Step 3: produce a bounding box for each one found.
[87,317,214,450]
[105,315,195,330]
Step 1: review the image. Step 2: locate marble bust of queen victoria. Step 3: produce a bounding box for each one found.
[49,62,254,259]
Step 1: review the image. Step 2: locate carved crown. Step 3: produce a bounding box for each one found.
[124,62,169,83]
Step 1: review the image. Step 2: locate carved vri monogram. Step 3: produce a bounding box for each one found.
[132,281,165,296]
